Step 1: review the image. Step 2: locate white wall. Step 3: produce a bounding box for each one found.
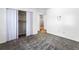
[46,8,79,41]
[0,8,7,43]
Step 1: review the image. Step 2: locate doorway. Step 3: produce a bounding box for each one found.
[18,10,26,37]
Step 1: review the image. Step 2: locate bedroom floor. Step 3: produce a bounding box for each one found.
[0,33,79,50]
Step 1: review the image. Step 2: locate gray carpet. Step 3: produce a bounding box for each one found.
[0,33,79,50]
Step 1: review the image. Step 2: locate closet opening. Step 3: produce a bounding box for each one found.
[18,10,26,37]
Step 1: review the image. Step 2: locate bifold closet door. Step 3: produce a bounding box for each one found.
[26,12,33,36]
[6,9,17,41]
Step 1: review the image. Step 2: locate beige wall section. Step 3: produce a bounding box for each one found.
[0,8,7,43]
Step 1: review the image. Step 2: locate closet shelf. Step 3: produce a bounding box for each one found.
[19,20,26,22]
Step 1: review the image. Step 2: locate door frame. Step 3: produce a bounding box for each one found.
[16,10,27,38]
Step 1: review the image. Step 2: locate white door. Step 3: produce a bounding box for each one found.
[6,8,17,41]
[26,12,33,36]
